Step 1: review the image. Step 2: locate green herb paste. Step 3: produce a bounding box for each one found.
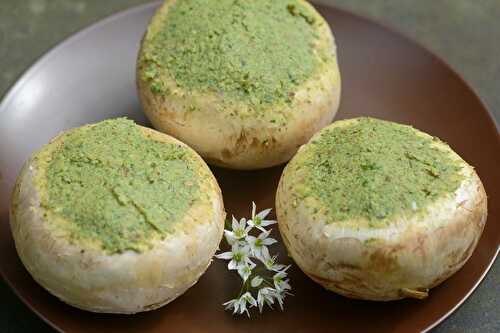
[41,119,199,253]
[140,0,325,107]
[294,118,464,223]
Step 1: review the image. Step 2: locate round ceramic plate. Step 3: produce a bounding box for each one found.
[0,2,499,332]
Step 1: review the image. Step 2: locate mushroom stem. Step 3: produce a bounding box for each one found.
[400,288,429,299]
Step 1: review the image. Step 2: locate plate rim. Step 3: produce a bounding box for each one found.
[0,1,498,332]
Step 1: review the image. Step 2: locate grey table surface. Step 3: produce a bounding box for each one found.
[0,0,498,332]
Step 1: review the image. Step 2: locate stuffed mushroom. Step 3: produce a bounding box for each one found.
[10,118,225,313]
[276,117,487,301]
[137,0,341,170]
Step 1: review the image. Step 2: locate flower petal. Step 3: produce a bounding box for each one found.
[273,265,286,272]
[237,264,252,281]
[262,237,277,246]
[257,296,264,313]
[245,235,257,244]
[258,249,272,263]
[255,225,267,232]
[215,251,233,260]
[223,299,237,310]
[228,259,238,270]
[231,215,239,231]
[242,292,257,308]
[256,208,272,219]
[282,280,292,291]
[224,230,238,245]
[271,290,285,310]
[233,302,240,314]
[257,229,271,239]
[240,245,251,256]
[247,296,257,308]
[260,219,277,227]
[260,246,270,261]
[282,265,291,273]
[231,242,241,253]
[274,270,287,280]
[238,297,247,315]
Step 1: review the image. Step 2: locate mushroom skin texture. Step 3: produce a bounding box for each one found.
[276,118,487,301]
[137,0,341,170]
[10,121,225,313]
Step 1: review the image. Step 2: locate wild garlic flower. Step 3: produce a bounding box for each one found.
[224,216,251,245]
[273,267,292,292]
[257,287,276,313]
[216,202,292,317]
[259,252,286,272]
[246,229,277,259]
[237,261,256,281]
[247,202,277,232]
[216,243,253,270]
[223,292,257,317]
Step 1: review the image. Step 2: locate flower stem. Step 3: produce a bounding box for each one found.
[238,277,249,297]
[262,279,274,288]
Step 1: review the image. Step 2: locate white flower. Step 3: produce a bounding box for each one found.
[223,298,240,314]
[217,202,292,316]
[216,243,253,270]
[246,229,277,259]
[237,261,256,282]
[247,202,276,232]
[242,291,257,308]
[224,216,251,245]
[251,275,264,288]
[259,251,286,272]
[273,267,292,292]
[257,287,276,313]
[224,292,257,317]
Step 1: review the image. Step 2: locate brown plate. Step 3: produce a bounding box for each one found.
[0,2,499,332]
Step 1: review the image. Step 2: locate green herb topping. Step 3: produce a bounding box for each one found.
[41,118,200,253]
[140,0,329,108]
[292,118,464,223]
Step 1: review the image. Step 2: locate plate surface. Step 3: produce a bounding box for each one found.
[0,2,499,333]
